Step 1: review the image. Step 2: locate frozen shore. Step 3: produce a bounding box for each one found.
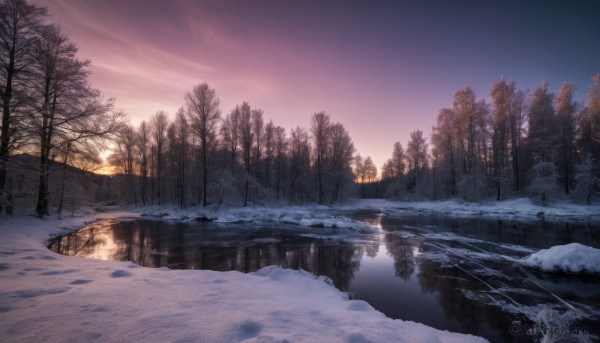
[0,210,486,343]
[339,198,600,222]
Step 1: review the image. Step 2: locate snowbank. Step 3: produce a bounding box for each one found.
[521,243,600,274]
[138,205,376,233]
[339,198,600,222]
[0,212,486,342]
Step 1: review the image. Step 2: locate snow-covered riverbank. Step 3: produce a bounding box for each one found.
[0,210,486,343]
[340,198,600,222]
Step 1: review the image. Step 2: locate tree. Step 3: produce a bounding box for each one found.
[251,108,264,183]
[239,102,252,206]
[264,120,275,190]
[273,125,287,200]
[328,122,355,203]
[555,82,577,194]
[431,108,457,197]
[221,106,240,173]
[508,89,527,192]
[0,0,46,214]
[150,111,168,205]
[490,77,514,200]
[136,121,149,205]
[108,122,137,203]
[185,82,220,207]
[310,112,330,204]
[583,74,600,163]
[406,130,428,194]
[362,157,377,183]
[289,126,310,204]
[528,80,557,203]
[28,24,116,216]
[391,142,406,179]
[172,108,189,208]
[574,153,598,204]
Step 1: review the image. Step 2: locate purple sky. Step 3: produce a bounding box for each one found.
[35,0,600,171]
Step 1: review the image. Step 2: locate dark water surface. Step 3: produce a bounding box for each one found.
[49,214,600,342]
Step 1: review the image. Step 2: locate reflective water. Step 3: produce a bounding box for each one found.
[49,215,600,342]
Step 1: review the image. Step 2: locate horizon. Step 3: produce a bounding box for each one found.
[34,0,600,172]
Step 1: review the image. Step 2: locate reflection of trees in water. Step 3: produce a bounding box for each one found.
[49,221,114,257]
[382,233,415,281]
[417,259,525,342]
[50,220,366,291]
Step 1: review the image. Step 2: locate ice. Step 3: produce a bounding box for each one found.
[521,243,600,274]
[0,211,487,342]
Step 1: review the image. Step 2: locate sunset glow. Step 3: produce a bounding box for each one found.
[35,0,600,170]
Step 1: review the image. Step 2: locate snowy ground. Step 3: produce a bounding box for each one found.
[0,210,486,343]
[339,198,600,222]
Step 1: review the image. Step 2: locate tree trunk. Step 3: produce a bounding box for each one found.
[0,62,14,215]
[202,143,208,207]
[57,143,71,219]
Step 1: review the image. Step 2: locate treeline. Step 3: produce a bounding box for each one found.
[0,0,123,216]
[375,76,600,204]
[108,84,356,208]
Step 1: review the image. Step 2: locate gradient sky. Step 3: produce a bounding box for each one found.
[35,0,600,171]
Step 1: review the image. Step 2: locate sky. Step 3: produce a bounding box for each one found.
[35,0,600,171]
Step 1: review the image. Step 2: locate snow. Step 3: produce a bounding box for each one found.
[0,211,486,343]
[521,243,600,274]
[339,198,600,222]
[136,205,376,233]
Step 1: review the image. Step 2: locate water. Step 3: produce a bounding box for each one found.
[48,214,600,342]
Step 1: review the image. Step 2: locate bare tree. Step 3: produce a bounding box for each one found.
[27,24,116,216]
[221,106,240,173]
[264,120,274,190]
[136,121,149,205]
[328,122,354,203]
[290,126,310,204]
[406,130,428,196]
[251,108,264,183]
[310,112,330,204]
[273,125,287,200]
[239,102,252,206]
[0,0,46,214]
[150,111,168,205]
[185,82,220,207]
[173,108,189,208]
[528,80,557,204]
[555,82,577,195]
[108,122,137,203]
[490,77,514,200]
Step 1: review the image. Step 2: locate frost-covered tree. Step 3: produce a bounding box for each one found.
[28,24,117,216]
[490,77,514,200]
[527,80,558,203]
[328,122,355,203]
[574,153,599,204]
[0,0,46,214]
[185,82,220,207]
[406,130,428,195]
[555,82,577,195]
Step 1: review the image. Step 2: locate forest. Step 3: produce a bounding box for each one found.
[0,0,599,218]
